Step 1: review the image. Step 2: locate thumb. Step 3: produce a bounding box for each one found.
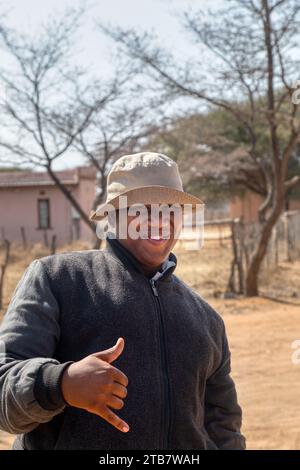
[93,337,125,364]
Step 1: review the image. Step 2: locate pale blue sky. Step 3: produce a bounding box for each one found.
[5,0,224,75]
[3,0,225,169]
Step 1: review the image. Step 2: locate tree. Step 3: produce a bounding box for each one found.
[143,111,266,199]
[101,0,300,295]
[144,106,300,202]
[0,8,119,245]
[75,100,161,211]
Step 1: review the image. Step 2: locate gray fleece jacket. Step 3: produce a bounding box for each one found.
[0,237,246,450]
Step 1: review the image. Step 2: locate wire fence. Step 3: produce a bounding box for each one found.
[244,210,300,270]
[178,209,300,293]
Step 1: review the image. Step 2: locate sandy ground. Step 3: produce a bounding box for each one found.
[0,241,299,450]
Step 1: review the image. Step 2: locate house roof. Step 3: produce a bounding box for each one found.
[0,166,97,188]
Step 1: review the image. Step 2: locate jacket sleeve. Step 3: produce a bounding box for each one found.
[204,321,246,450]
[0,259,72,435]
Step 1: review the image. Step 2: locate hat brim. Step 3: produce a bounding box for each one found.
[89,185,204,221]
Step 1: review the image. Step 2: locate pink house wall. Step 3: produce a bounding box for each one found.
[289,199,300,211]
[0,170,97,246]
[229,189,300,223]
[0,185,74,245]
[230,190,263,223]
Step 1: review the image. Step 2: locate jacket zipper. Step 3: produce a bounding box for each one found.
[150,278,172,449]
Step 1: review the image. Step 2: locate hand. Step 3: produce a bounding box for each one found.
[61,337,129,433]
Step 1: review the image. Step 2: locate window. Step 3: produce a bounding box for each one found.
[38,199,50,229]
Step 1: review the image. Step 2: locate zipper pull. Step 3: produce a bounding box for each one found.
[150,279,158,296]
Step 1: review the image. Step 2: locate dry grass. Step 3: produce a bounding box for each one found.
[0,240,300,449]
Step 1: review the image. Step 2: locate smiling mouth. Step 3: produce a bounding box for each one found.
[144,237,169,245]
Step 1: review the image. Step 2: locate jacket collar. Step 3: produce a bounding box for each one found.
[105,236,177,282]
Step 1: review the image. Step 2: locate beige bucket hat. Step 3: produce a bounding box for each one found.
[89,152,204,221]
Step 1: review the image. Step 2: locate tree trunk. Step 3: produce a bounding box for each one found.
[92,171,107,211]
[245,194,284,296]
[46,165,99,248]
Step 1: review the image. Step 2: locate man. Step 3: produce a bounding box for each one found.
[0,152,245,450]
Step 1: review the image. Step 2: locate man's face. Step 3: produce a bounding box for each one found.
[116,204,182,270]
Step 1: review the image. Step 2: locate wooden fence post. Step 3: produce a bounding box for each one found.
[237,218,245,294]
[0,239,11,310]
[20,226,27,250]
[283,213,289,261]
[287,213,294,262]
[275,225,279,265]
[226,218,245,295]
[51,235,57,255]
[0,227,5,244]
[218,223,223,247]
[43,230,49,248]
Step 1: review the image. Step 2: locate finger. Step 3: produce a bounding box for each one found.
[93,338,125,364]
[110,366,128,387]
[106,394,124,410]
[99,405,130,433]
[110,382,128,399]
